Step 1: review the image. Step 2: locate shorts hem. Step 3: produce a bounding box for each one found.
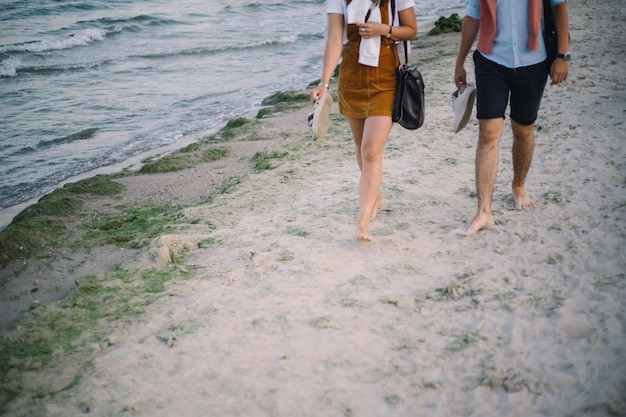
[510,116,537,126]
[476,113,505,120]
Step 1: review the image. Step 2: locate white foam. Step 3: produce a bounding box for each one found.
[0,27,116,54]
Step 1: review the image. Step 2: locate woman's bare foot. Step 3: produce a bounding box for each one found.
[356,221,372,241]
[369,195,383,221]
[462,211,495,236]
[512,187,534,210]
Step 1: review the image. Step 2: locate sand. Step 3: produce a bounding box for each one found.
[1,1,625,416]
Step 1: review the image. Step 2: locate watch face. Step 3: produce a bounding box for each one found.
[558,53,572,61]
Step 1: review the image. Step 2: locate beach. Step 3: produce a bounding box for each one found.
[1,1,625,416]
[0,0,463,219]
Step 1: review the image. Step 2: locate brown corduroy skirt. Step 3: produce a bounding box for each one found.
[338,12,399,119]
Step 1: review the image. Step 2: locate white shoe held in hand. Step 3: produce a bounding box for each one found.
[450,81,476,133]
[307,92,333,145]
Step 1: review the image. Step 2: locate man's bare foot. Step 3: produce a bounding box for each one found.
[462,212,495,236]
[512,187,534,210]
[369,195,383,221]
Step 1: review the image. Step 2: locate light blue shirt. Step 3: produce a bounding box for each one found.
[465,0,566,68]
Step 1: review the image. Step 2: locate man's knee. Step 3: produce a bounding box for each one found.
[511,120,535,140]
[478,118,504,145]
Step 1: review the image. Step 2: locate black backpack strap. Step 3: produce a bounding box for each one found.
[543,0,555,34]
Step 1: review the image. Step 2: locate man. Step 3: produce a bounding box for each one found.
[454,0,570,236]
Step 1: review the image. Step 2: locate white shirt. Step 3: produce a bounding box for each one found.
[326,0,414,66]
[465,0,567,68]
[327,0,414,15]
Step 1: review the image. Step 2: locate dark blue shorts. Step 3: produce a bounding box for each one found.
[473,50,548,126]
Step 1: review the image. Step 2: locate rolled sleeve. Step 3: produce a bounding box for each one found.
[397,0,414,11]
[465,0,480,20]
[326,0,343,14]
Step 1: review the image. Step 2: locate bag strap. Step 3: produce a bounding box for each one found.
[543,0,555,34]
[390,0,409,66]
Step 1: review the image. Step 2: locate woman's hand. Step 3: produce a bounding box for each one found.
[310,85,328,103]
[356,22,388,39]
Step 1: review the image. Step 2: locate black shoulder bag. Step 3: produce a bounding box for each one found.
[542,0,558,71]
[391,0,425,130]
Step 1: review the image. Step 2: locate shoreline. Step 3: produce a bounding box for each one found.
[0,125,223,231]
[1,2,625,415]
[0,11,464,231]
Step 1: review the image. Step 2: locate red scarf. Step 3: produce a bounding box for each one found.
[477,0,542,54]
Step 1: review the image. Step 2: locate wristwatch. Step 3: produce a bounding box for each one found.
[556,52,571,62]
[386,25,392,39]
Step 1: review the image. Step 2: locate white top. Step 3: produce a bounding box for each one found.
[327,0,415,16]
[326,0,414,67]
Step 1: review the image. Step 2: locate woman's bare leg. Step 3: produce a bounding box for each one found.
[349,116,392,241]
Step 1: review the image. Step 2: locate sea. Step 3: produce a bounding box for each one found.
[0,0,464,227]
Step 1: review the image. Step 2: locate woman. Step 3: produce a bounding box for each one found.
[310,0,417,241]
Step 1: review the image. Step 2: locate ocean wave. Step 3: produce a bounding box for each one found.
[3,128,99,159]
[226,0,317,12]
[0,26,120,77]
[0,27,120,54]
[37,128,99,148]
[82,14,183,32]
[0,56,19,77]
[0,175,65,210]
[0,56,111,77]
[0,13,183,77]
[0,149,114,209]
[131,31,323,61]
[0,1,102,20]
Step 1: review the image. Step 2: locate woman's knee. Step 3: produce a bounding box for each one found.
[360,142,384,163]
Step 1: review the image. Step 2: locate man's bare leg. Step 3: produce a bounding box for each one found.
[511,120,535,209]
[464,118,503,236]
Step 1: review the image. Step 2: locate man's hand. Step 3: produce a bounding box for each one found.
[454,66,468,90]
[550,58,570,85]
